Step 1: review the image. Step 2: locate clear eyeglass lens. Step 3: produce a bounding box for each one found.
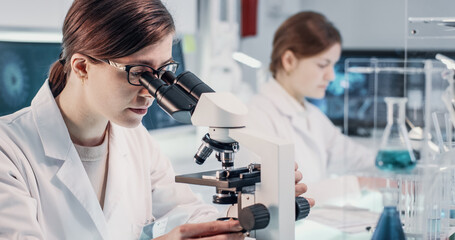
[157,63,178,78]
[128,65,153,85]
[128,63,178,85]
[164,63,178,72]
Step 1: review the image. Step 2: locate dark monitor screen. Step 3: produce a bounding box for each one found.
[307,49,455,136]
[0,41,61,116]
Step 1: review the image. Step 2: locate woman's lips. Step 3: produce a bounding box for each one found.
[129,108,148,115]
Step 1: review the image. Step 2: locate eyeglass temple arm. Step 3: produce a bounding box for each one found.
[139,71,215,124]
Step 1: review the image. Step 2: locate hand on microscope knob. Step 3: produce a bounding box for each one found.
[295,162,315,207]
[154,219,245,240]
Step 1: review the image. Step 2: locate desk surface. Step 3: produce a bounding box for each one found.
[296,220,373,239]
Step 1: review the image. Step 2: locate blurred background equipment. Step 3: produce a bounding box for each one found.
[307,50,455,137]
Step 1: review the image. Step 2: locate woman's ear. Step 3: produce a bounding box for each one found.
[281,50,298,74]
[70,53,89,79]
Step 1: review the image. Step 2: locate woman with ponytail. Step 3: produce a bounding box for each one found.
[0,0,252,239]
[246,11,376,204]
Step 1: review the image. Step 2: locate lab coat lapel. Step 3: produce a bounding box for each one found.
[103,123,128,222]
[260,79,310,134]
[260,79,322,155]
[32,80,109,239]
[55,154,109,239]
[287,102,325,160]
[290,114,320,152]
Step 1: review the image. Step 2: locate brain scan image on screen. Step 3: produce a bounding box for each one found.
[0,51,30,108]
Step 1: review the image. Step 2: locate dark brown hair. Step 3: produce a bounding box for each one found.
[269,11,341,77]
[49,0,175,97]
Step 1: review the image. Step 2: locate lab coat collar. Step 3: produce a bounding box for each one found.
[102,123,128,221]
[31,80,74,161]
[55,151,110,239]
[54,122,130,239]
[31,80,123,239]
[259,77,309,119]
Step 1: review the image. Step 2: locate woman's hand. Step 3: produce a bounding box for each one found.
[154,219,245,240]
[295,162,315,207]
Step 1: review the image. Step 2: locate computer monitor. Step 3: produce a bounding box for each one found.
[307,49,455,136]
[0,41,61,116]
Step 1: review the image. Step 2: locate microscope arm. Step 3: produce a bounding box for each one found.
[229,128,295,240]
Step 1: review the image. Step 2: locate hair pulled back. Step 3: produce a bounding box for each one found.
[269,11,341,78]
[49,0,175,97]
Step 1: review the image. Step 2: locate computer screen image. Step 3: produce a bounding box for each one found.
[0,41,61,116]
[307,49,455,136]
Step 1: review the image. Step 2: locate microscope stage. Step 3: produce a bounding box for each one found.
[175,169,260,189]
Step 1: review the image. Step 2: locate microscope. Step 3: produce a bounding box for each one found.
[140,70,310,239]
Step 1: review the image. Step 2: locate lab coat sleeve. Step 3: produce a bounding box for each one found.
[0,137,44,239]
[323,115,376,174]
[147,136,219,230]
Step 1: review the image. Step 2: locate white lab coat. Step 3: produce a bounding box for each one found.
[0,80,218,240]
[246,78,375,184]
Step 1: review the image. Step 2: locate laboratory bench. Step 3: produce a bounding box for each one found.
[149,126,384,239]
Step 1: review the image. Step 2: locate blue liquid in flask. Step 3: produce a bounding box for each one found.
[372,206,405,240]
[375,150,416,171]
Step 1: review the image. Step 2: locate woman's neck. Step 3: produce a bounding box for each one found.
[274,73,305,107]
[56,85,109,147]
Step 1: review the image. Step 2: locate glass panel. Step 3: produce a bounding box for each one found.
[406,0,455,39]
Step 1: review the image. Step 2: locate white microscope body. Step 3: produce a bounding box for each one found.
[139,71,309,239]
[190,92,295,240]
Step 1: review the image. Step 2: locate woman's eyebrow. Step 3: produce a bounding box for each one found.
[161,57,174,65]
[134,57,174,67]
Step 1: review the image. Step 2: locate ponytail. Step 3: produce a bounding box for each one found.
[48,60,67,97]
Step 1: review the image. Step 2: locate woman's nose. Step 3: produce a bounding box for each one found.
[325,67,336,82]
[138,87,153,98]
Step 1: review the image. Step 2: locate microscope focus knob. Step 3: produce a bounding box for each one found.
[238,203,270,231]
[295,197,311,221]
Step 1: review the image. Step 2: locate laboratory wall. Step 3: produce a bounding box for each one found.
[239,0,455,87]
[0,0,72,31]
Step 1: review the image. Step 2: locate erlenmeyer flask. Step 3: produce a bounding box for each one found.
[372,188,406,240]
[375,97,417,171]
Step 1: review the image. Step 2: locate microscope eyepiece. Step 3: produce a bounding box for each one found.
[160,70,177,85]
[139,72,167,98]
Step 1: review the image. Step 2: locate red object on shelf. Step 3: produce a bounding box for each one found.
[241,0,258,37]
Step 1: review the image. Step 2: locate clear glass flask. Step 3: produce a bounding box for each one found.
[375,97,417,171]
[372,188,406,240]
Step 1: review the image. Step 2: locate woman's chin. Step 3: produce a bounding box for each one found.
[307,93,326,99]
[111,118,143,128]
